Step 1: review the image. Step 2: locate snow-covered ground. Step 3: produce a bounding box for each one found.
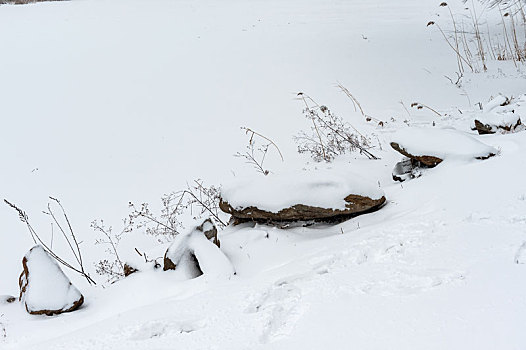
[1,0,525,348]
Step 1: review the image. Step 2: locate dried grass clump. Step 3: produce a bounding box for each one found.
[429,1,526,72]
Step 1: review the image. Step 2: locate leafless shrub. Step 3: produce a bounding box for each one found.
[127,200,183,242]
[235,127,284,176]
[183,180,226,226]
[4,198,96,285]
[100,180,225,244]
[293,93,378,162]
[93,179,225,282]
[128,180,226,241]
[91,219,131,283]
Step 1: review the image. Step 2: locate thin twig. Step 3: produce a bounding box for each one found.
[241,127,284,162]
[93,222,124,271]
[337,83,365,116]
[4,199,96,285]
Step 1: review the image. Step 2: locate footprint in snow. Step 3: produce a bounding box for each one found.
[128,319,204,341]
[246,280,305,343]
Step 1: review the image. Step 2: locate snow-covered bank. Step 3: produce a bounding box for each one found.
[1,0,525,348]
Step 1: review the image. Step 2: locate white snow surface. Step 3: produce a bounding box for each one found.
[0,0,525,349]
[390,127,498,161]
[221,169,385,212]
[22,246,82,313]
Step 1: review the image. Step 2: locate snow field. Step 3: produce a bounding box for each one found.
[0,0,525,349]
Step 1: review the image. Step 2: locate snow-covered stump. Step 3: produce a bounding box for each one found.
[391,127,497,165]
[19,245,84,316]
[219,169,386,224]
[163,219,234,279]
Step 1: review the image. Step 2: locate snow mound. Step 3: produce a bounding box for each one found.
[20,245,84,316]
[221,169,384,213]
[390,127,497,161]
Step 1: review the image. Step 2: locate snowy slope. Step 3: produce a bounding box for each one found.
[1,0,525,349]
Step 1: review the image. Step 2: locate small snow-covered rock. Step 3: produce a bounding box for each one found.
[474,109,522,134]
[472,94,524,134]
[19,245,84,316]
[0,295,16,304]
[219,169,386,223]
[482,94,509,112]
[392,158,423,182]
[163,233,193,271]
[196,218,220,248]
[390,127,497,167]
[123,263,139,277]
[187,233,234,277]
[164,220,234,279]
